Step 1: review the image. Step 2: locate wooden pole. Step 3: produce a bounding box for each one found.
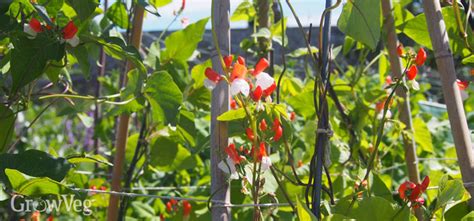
[210,0,231,220]
[421,0,474,208]
[381,0,422,219]
[107,6,145,221]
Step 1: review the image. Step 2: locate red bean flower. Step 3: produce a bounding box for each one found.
[253,58,276,97]
[166,201,173,213]
[245,128,255,141]
[258,142,272,171]
[225,143,242,164]
[251,86,263,102]
[23,18,43,39]
[397,44,404,57]
[204,68,221,90]
[259,119,267,131]
[415,48,427,66]
[398,176,430,208]
[223,55,233,68]
[230,97,237,109]
[457,79,470,90]
[237,56,246,66]
[273,118,283,141]
[290,112,296,121]
[230,63,250,96]
[182,200,192,217]
[406,65,418,80]
[62,21,80,47]
[253,58,269,76]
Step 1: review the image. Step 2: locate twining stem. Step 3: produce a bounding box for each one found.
[210,0,226,73]
[452,1,472,51]
[237,95,262,220]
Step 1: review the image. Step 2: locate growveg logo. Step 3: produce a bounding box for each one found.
[10,195,94,216]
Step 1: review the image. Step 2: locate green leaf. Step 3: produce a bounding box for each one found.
[413,118,433,153]
[161,18,209,62]
[107,2,129,29]
[231,0,255,22]
[351,196,398,220]
[10,35,65,92]
[0,183,8,201]
[252,28,271,38]
[107,69,145,117]
[66,154,113,166]
[69,45,91,78]
[445,200,470,221]
[401,6,472,56]
[150,136,178,168]
[461,211,474,221]
[287,47,318,58]
[145,71,183,124]
[436,178,465,210]
[217,108,246,121]
[66,0,98,20]
[5,169,69,196]
[149,0,172,8]
[82,35,146,93]
[125,133,145,169]
[0,105,14,153]
[44,60,63,82]
[131,201,156,218]
[337,0,381,50]
[8,0,35,17]
[176,109,196,147]
[39,0,64,16]
[186,86,211,111]
[287,90,315,119]
[0,149,72,183]
[392,2,414,28]
[191,59,212,89]
[462,54,474,64]
[322,214,353,221]
[270,17,288,46]
[149,136,199,171]
[370,174,393,201]
[296,198,317,221]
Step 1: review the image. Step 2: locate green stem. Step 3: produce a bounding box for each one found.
[210,0,227,72]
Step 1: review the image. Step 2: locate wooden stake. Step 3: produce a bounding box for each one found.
[107,6,145,221]
[210,0,231,220]
[381,0,422,219]
[421,0,474,208]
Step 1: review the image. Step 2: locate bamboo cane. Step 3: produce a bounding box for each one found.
[210,0,231,220]
[107,6,145,221]
[421,0,474,208]
[381,0,422,219]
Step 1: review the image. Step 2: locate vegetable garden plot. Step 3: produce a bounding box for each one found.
[0,0,474,220]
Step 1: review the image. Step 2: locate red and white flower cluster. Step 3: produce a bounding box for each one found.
[23,18,80,47]
[205,55,282,181]
[204,56,275,100]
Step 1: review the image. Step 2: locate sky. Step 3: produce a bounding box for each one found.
[139,0,343,31]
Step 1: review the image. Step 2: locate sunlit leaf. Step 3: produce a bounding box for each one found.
[337,0,381,50]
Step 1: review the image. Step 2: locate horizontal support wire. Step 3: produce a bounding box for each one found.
[70,188,293,208]
[125,186,209,191]
[69,180,474,207]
